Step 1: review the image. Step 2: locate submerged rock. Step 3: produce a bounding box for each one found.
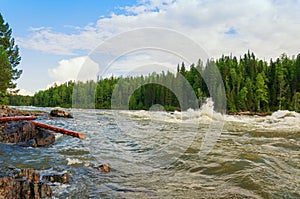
[0,121,55,147]
[97,164,112,173]
[50,109,73,118]
[42,171,69,184]
[87,163,112,173]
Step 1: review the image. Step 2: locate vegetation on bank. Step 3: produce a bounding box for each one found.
[8,51,300,113]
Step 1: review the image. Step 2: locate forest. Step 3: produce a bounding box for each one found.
[8,51,300,113]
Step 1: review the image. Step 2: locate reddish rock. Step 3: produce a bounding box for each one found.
[0,106,47,117]
[42,171,69,184]
[0,121,55,147]
[97,164,112,173]
[0,168,52,199]
[0,168,70,199]
[50,109,73,118]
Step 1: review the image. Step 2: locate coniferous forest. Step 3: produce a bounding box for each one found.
[9,51,300,113]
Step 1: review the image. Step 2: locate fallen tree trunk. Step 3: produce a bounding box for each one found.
[0,115,37,122]
[31,121,86,140]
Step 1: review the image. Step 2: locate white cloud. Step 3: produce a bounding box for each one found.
[49,51,180,84]
[17,89,34,96]
[102,51,180,77]
[49,56,99,83]
[17,0,300,61]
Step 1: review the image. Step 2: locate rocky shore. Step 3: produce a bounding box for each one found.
[0,106,47,118]
[0,121,55,147]
[0,105,73,118]
[0,106,111,198]
[0,167,69,199]
[0,106,72,198]
[0,106,73,147]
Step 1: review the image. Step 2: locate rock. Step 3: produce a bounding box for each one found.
[97,164,112,173]
[0,168,70,199]
[42,171,69,184]
[35,128,55,147]
[50,109,73,118]
[0,106,47,117]
[0,168,53,199]
[0,121,55,147]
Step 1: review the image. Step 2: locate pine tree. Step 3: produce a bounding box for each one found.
[0,47,12,104]
[0,13,22,92]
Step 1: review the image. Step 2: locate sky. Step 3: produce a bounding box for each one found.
[1,0,300,95]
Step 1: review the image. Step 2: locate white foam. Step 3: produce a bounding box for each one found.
[223,109,300,133]
[115,98,222,125]
[99,100,300,134]
[66,158,83,165]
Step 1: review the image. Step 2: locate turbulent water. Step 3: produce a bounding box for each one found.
[0,103,299,198]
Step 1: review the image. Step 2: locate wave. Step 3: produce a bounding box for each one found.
[108,100,300,135]
[16,101,300,135]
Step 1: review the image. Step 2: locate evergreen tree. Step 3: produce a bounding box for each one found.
[0,13,22,90]
[255,72,268,112]
[0,47,12,104]
[8,51,300,113]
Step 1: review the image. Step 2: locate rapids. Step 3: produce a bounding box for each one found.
[0,103,299,198]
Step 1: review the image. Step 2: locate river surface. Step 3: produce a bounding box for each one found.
[0,104,299,198]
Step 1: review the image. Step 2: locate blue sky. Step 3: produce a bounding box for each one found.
[1,0,137,34]
[1,0,300,95]
[0,0,138,94]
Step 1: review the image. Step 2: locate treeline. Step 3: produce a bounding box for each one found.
[9,51,300,113]
[9,81,75,108]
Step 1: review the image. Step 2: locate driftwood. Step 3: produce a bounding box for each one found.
[31,121,86,140]
[0,115,37,122]
[0,115,86,140]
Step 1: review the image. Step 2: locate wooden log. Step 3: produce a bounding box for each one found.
[0,116,37,122]
[31,121,86,140]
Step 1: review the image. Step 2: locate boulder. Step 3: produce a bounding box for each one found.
[0,121,55,147]
[50,109,73,118]
[87,163,112,173]
[42,171,69,184]
[97,164,112,173]
[0,168,52,199]
[0,106,47,117]
[0,168,70,199]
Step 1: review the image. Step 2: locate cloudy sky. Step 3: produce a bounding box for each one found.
[1,0,300,95]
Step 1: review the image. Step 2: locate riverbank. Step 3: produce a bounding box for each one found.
[0,167,69,199]
[0,105,47,117]
[0,106,77,198]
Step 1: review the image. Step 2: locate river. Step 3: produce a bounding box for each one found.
[0,103,299,198]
